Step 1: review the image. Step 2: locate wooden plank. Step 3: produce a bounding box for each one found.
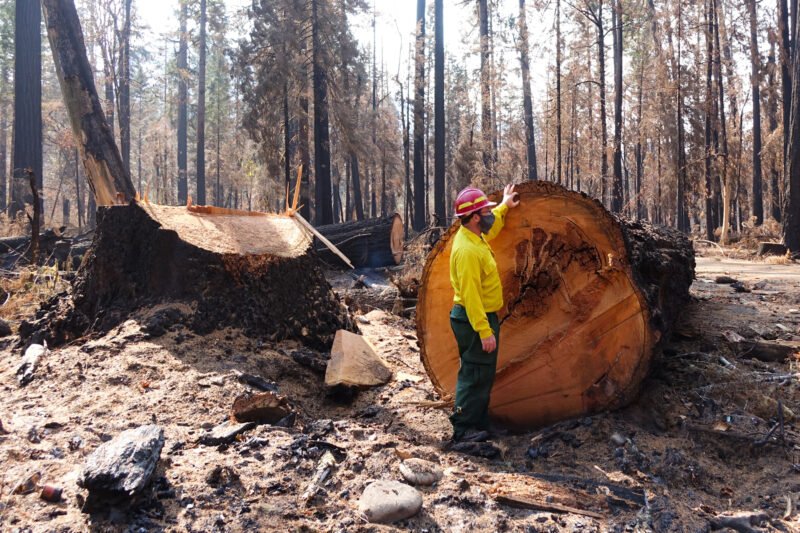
[294,213,354,269]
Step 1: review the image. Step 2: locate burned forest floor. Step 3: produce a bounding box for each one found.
[0,248,799,532]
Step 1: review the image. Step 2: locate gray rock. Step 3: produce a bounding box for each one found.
[398,458,443,486]
[17,342,48,386]
[358,480,422,524]
[199,420,255,446]
[78,425,164,502]
[0,318,12,337]
[610,432,627,446]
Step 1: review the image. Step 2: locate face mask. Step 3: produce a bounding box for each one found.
[478,213,495,234]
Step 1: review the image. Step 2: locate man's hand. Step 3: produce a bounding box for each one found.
[481,334,497,353]
[502,183,520,209]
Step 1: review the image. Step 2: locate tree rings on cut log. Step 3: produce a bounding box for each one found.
[23,203,351,349]
[417,182,694,428]
[315,214,405,268]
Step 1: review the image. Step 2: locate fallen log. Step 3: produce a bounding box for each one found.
[757,242,788,257]
[0,229,63,256]
[736,340,800,362]
[417,182,694,428]
[494,493,605,519]
[709,513,769,533]
[315,214,404,268]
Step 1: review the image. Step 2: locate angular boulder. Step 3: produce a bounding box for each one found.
[325,330,391,388]
[78,424,164,506]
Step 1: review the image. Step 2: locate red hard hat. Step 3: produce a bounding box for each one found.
[454,187,496,217]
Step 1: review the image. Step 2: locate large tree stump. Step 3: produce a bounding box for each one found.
[417,182,694,428]
[315,214,405,268]
[24,203,351,349]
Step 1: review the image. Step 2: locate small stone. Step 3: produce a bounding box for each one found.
[12,472,41,494]
[27,427,41,443]
[199,420,255,446]
[355,316,371,325]
[715,275,737,284]
[731,281,750,293]
[448,441,500,458]
[610,432,627,446]
[234,372,278,392]
[307,419,334,437]
[50,447,65,459]
[67,435,83,452]
[206,465,240,488]
[399,458,443,486]
[358,480,422,524]
[0,318,12,337]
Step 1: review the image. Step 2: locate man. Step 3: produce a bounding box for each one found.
[448,183,519,442]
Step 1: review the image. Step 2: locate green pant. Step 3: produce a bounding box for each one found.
[449,305,500,440]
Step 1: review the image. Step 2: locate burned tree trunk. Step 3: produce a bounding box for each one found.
[417,182,694,428]
[315,214,404,268]
[29,1,351,349]
[42,0,135,205]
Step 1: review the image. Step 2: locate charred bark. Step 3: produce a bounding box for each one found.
[196,0,207,205]
[413,0,426,231]
[177,0,188,205]
[518,0,538,181]
[433,0,445,223]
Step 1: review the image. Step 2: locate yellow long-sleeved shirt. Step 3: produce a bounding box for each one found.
[449,203,509,339]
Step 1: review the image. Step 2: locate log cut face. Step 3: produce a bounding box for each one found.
[24,203,351,350]
[417,182,694,429]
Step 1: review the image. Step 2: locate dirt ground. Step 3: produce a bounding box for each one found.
[0,250,798,532]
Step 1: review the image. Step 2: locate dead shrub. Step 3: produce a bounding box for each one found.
[0,265,69,323]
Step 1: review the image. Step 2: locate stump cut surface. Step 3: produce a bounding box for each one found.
[143,204,311,257]
[417,182,657,428]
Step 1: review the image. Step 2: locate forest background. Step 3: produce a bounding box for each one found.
[1,0,797,246]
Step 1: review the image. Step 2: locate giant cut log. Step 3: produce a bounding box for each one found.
[417,182,694,428]
[315,214,404,268]
[31,0,351,349]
